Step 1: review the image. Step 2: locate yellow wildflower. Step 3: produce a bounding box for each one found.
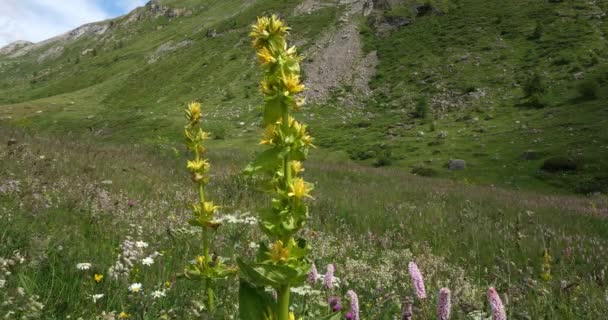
[256,47,276,65]
[289,312,296,320]
[268,240,289,263]
[202,201,219,214]
[118,312,130,319]
[260,125,276,145]
[187,159,209,172]
[288,178,313,199]
[185,102,202,123]
[250,15,289,49]
[291,161,304,174]
[94,274,103,283]
[197,255,205,265]
[282,74,305,95]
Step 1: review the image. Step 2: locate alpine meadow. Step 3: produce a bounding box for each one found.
[1,0,608,319]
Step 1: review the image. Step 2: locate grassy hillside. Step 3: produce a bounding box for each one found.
[0,0,607,195]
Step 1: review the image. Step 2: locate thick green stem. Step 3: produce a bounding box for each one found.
[277,285,291,320]
[195,141,214,312]
[282,105,291,189]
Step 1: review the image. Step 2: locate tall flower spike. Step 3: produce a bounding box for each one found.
[438,288,451,320]
[324,264,335,290]
[487,287,507,320]
[408,262,427,300]
[346,290,359,320]
[308,262,318,284]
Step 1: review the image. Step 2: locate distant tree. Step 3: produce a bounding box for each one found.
[523,71,546,98]
[414,96,429,119]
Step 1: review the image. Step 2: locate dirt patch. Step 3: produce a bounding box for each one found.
[302,0,377,105]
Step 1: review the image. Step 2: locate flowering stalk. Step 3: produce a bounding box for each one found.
[487,287,507,320]
[183,102,235,312]
[437,288,451,320]
[408,262,427,300]
[239,15,313,320]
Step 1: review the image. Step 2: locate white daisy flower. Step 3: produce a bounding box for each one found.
[135,241,148,248]
[76,263,92,271]
[142,257,154,266]
[151,290,166,299]
[129,283,142,293]
[92,294,104,303]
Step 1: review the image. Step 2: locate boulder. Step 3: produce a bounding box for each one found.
[448,159,466,170]
[412,3,444,17]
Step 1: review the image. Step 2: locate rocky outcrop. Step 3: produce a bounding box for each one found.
[125,0,192,23]
[0,41,33,55]
[148,40,194,64]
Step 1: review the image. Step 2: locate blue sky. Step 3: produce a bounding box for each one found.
[0,0,148,47]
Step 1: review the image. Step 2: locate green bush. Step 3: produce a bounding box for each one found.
[541,156,578,172]
[411,166,438,177]
[413,96,429,119]
[577,78,599,100]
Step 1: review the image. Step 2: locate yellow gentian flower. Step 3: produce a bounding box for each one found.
[187,159,209,172]
[185,102,202,122]
[118,312,130,319]
[288,178,313,199]
[268,240,289,263]
[282,74,305,95]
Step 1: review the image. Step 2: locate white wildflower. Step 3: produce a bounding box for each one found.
[142,257,154,266]
[129,283,142,293]
[151,290,166,299]
[249,242,259,250]
[0,279,5,288]
[76,263,92,271]
[135,241,148,248]
[92,294,104,303]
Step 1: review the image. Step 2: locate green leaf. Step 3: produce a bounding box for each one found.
[320,312,343,320]
[247,148,282,175]
[239,279,275,320]
[263,96,283,125]
[237,259,306,287]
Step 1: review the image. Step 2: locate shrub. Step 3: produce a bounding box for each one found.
[414,96,429,119]
[577,78,599,100]
[541,156,578,172]
[411,166,438,177]
[523,72,546,98]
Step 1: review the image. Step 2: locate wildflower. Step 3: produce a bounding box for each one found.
[281,74,305,94]
[250,15,289,49]
[152,290,166,299]
[540,249,552,281]
[291,161,304,174]
[118,311,130,319]
[92,293,104,303]
[135,241,148,249]
[164,281,172,288]
[142,257,154,266]
[0,279,5,288]
[487,287,506,320]
[288,178,313,200]
[185,102,202,123]
[438,288,451,320]
[346,290,359,320]
[408,262,427,299]
[76,262,92,271]
[187,159,209,173]
[94,274,104,283]
[288,312,296,320]
[324,264,335,289]
[249,241,260,250]
[129,283,142,293]
[256,47,277,65]
[308,263,318,284]
[268,240,289,263]
[401,298,413,320]
[329,296,342,312]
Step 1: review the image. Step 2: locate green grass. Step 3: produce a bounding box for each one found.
[1,124,607,319]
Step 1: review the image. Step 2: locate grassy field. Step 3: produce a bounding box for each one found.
[1,0,608,319]
[1,125,607,319]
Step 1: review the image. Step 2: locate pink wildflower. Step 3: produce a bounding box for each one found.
[408,261,427,299]
[487,287,506,320]
[308,263,318,285]
[324,264,335,289]
[346,290,359,320]
[437,288,451,320]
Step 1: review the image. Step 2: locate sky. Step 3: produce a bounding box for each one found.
[0,0,149,47]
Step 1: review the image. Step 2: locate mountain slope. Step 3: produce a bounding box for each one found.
[1,0,607,194]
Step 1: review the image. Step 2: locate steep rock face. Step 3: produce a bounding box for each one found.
[0,41,33,55]
[124,0,192,24]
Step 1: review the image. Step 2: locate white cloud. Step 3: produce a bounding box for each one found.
[0,0,147,47]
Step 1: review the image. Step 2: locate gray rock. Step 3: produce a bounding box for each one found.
[448,159,466,170]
